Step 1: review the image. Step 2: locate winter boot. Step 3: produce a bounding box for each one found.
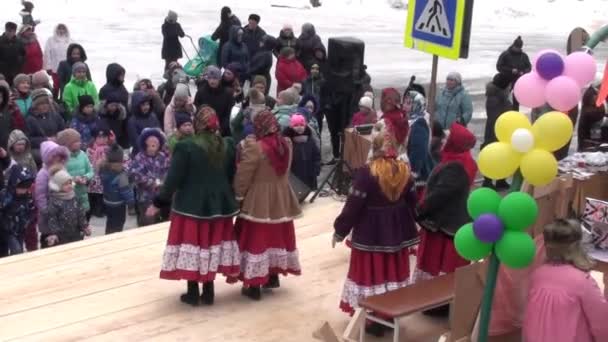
[201,281,215,305]
[263,275,280,289]
[180,281,200,306]
[241,286,262,301]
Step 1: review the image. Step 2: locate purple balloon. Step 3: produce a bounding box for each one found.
[473,214,505,243]
[536,52,565,80]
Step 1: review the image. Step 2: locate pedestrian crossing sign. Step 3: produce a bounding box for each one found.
[404,0,473,60]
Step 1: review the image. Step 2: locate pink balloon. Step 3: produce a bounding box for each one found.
[532,49,561,70]
[514,72,548,108]
[545,76,581,111]
[563,52,597,86]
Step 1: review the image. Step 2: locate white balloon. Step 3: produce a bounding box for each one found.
[511,128,535,153]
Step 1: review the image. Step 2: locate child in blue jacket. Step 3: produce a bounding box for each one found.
[99,143,134,234]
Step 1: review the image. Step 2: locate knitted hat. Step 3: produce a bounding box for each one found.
[167,10,178,22]
[72,62,87,74]
[137,128,166,152]
[31,70,50,88]
[56,128,81,148]
[31,88,51,108]
[13,73,30,86]
[359,96,373,110]
[78,94,95,111]
[447,71,462,84]
[249,14,261,23]
[173,83,189,99]
[290,114,306,127]
[48,165,72,192]
[106,143,124,163]
[204,66,222,80]
[252,75,267,88]
[513,36,523,49]
[175,112,192,129]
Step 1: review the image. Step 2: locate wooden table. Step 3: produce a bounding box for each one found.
[343,129,372,170]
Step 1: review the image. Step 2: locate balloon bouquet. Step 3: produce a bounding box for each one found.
[454,48,596,342]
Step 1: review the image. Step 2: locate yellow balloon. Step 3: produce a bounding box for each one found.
[532,111,574,152]
[520,149,558,186]
[478,142,521,180]
[495,111,533,143]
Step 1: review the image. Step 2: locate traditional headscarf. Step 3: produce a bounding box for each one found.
[254,111,289,176]
[441,123,478,185]
[193,106,224,168]
[381,88,409,145]
[406,90,427,121]
[370,132,410,202]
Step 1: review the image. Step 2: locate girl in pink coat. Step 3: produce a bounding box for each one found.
[523,219,608,342]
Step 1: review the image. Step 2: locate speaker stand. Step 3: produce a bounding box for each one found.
[310,134,352,203]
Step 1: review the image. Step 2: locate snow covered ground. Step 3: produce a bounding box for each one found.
[2,0,608,115]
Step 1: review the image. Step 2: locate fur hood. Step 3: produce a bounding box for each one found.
[99,100,127,121]
[8,130,31,154]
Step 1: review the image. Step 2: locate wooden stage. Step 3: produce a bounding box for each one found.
[0,197,448,342]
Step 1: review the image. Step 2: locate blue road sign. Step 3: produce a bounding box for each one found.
[411,0,457,48]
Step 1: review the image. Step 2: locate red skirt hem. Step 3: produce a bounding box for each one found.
[416,229,469,276]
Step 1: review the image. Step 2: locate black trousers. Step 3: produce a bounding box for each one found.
[105,204,127,235]
[325,92,358,158]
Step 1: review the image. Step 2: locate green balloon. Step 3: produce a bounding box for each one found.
[495,231,536,269]
[454,224,493,261]
[498,192,539,231]
[467,187,502,219]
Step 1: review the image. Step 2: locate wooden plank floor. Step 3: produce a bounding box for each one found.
[0,197,447,342]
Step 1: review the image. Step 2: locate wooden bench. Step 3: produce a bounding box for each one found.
[358,273,456,342]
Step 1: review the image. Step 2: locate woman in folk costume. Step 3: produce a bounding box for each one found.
[147,106,240,306]
[333,131,419,335]
[412,123,477,314]
[233,110,302,301]
[405,90,435,198]
[370,88,410,162]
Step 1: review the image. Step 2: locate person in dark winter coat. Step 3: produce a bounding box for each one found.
[161,10,185,70]
[128,91,161,155]
[26,89,65,165]
[98,94,129,148]
[98,63,128,108]
[0,81,26,150]
[18,25,43,75]
[136,78,167,122]
[578,83,608,151]
[302,63,324,101]
[482,73,512,190]
[43,165,91,248]
[57,43,91,97]
[221,26,249,80]
[276,47,307,96]
[194,66,235,137]
[71,95,102,149]
[273,24,297,58]
[0,23,26,86]
[296,23,326,73]
[157,62,187,108]
[128,128,170,227]
[496,36,531,110]
[19,1,40,28]
[251,75,276,109]
[212,6,241,66]
[283,114,320,190]
[242,14,266,58]
[405,91,434,196]
[0,143,12,255]
[249,35,275,92]
[0,164,36,256]
[100,143,134,234]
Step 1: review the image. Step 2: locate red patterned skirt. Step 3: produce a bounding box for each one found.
[233,218,301,286]
[339,247,411,315]
[412,229,469,282]
[160,213,240,282]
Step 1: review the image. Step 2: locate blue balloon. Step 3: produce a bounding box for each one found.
[473,214,505,243]
[536,52,565,80]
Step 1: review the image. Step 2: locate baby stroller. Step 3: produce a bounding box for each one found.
[183,35,219,79]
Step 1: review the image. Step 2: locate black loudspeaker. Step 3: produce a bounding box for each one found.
[327,37,365,93]
[289,173,312,204]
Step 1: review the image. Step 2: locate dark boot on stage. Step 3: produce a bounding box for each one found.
[263,275,280,289]
[201,281,215,305]
[180,281,200,306]
[241,286,262,301]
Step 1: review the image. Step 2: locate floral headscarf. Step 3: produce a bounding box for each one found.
[253,111,289,176]
[194,105,220,134]
[192,106,224,168]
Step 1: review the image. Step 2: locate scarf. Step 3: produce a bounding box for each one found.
[441,123,477,185]
[382,109,409,145]
[254,110,289,176]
